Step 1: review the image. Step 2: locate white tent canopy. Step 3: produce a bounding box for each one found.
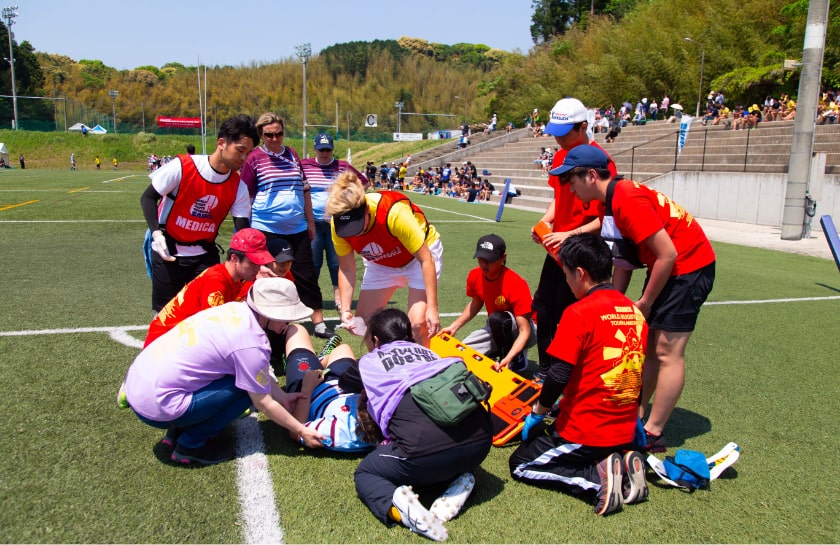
[0,142,9,164]
[68,122,107,134]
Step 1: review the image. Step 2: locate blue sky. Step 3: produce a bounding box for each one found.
[14,0,536,70]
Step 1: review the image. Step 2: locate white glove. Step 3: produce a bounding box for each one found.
[339,316,367,336]
[151,230,175,262]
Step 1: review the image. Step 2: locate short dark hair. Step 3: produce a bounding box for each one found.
[559,233,613,283]
[558,166,612,185]
[218,114,259,147]
[186,144,196,154]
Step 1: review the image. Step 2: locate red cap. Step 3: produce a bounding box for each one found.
[230,228,275,265]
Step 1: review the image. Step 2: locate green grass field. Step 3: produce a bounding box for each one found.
[1,169,839,543]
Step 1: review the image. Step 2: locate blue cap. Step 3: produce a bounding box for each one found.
[314,133,334,150]
[549,145,610,176]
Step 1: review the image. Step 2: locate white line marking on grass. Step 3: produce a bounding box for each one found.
[101,175,142,184]
[421,204,495,222]
[0,325,148,336]
[232,413,284,545]
[704,295,840,305]
[109,329,145,349]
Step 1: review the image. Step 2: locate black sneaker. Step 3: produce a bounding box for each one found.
[621,451,649,504]
[171,441,235,466]
[594,453,624,516]
[313,323,336,339]
[161,427,182,448]
[641,431,667,453]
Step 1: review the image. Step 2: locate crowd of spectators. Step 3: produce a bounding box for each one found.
[370,159,516,204]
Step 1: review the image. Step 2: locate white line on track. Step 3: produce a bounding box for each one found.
[232,414,284,544]
[421,204,495,222]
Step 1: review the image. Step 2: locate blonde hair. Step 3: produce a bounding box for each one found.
[326,171,366,216]
[255,112,284,137]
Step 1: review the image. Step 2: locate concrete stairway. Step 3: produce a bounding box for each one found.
[402,119,840,213]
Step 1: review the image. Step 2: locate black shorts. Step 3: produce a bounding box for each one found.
[646,261,715,332]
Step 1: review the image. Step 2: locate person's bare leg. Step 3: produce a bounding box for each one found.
[355,286,399,325]
[407,286,430,347]
[641,329,691,437]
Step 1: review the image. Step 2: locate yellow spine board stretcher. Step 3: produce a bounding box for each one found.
[430,333,543,446]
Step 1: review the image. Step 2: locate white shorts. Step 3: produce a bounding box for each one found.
[361,239,443,291]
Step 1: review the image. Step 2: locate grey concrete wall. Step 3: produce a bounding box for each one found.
[645,153,840,233]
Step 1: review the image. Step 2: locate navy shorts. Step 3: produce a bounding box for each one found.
[646,261,715,332]
[285,348,355,393]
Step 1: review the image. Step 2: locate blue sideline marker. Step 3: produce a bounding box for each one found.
[495,178,512,222]
[820,215,840,273]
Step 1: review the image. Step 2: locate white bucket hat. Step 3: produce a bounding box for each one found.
[246,277,313,322]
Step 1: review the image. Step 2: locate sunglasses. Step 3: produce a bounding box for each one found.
[263,131,284,139]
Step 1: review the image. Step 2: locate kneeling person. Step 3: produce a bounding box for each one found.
[121,277,328,466]
[442,234,535,373]
[509,234,648,516]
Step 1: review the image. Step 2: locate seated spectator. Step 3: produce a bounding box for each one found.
[541,148,554,176]
[781,98,796,121]
[712,105,731,128]
[464,181,480,203]
[702,104,719,126]
[479,179,492,202]
[745,104,763,129]
[732,105,748,130]
[596,115,610,134]
[506,121,514,133]
[605,118,621,143]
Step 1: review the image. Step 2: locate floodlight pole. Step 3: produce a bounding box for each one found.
[395,101,404,134]
[684,37,705,118]
[295,43,311,158]
[108,90,119,134]
[3,5,19,130]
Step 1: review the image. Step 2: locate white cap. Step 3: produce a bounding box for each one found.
[544,98,588,137]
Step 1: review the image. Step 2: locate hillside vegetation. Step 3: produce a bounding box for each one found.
[0,129,448,171]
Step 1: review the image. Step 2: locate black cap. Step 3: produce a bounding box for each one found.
[267,237,294,263]
[473,234,506,261]
[333,203,367,237]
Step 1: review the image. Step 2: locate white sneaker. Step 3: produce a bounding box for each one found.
[429,473,475,523]
[392,485,448,542]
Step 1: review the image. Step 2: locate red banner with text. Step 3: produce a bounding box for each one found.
[157,116,202,128]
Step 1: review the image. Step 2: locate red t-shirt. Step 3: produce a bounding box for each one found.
[465,266,533,317]
[548,141,615,232]
[236,269,294,301]
[145,263,246,347]
[609,180,716,275]
[547,287,647,446]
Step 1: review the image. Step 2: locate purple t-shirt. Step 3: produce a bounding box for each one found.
[124,302,273,421]
[358,340,461,439]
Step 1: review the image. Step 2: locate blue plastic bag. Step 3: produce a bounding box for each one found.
[663,449,711,490]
